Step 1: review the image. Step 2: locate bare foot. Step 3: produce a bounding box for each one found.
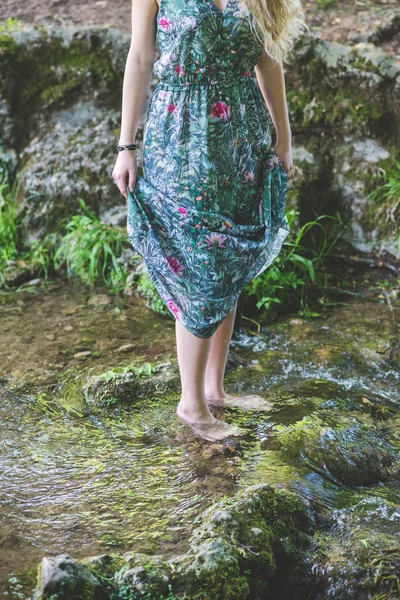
[176,401,247,442]
[206,392,273,411]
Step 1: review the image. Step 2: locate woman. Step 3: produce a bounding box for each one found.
[112,0,306,442]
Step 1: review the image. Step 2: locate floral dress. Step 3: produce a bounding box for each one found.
[126,0,290,338]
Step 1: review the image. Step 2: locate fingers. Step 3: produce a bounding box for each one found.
[112,166,137,200]
[115,175,128,199]
[128,170,136,194]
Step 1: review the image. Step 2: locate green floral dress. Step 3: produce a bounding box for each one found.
[127,0,290,338]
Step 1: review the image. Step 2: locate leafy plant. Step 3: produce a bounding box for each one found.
[0,177,19,275]
[366,161,400,250]
[0,17,23,32]
[244,209,345,320]
[54,198,128,292]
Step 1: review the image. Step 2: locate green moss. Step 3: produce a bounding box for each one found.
[274,411,400,487]
[286,84,384,131]
[348,53,381,75]
[174,484,315,600]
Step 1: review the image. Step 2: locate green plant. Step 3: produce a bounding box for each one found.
[54,198,128,292]
[0,18,23,32]
[244,210,345,320]
[366,161,400,250]
[315,0,337,8]
[0,177,19,276]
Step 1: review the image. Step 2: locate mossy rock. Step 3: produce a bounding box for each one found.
[171,483,316,600]
[113,553,172,600]
[313,496,400,599]
[35,553,109,600]
[274,410,400,487]
[0,25,130,147]
[286,36,400,142]
[82,360,181,410]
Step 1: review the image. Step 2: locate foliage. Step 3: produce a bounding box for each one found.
[53,198,128,292]
[98,362,155,383]
[366,161,400,250]
[0,174,19,277]
[244,209,345,320]
[315,0,337,8]
[0,18,23,33]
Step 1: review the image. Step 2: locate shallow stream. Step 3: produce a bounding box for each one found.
[0,279,399,596]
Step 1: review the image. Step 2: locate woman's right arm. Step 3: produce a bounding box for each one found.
[112,0,159,199]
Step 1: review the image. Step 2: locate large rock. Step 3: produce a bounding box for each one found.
[35,553,108,600]
[0,25,155,240]
[285,36,400,258]
[313,496,400,599]
[273,407,400,487]
[82,360,181,410]
[1,25,399,255]
[0,26,131,148]
[170,483,315,600]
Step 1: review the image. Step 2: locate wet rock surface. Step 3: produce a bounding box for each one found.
[35,554,107,600]
[313,496,400,599]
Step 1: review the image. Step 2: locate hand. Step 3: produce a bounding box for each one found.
[274,142,293,175]
[112,150,137,199]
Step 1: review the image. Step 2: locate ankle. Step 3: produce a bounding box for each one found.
[204,386,225,399]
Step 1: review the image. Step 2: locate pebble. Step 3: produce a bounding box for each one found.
[74,351,92,359]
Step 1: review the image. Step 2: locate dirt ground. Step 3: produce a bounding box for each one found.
[0,0,399,60]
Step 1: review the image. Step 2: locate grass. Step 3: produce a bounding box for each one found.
[315,0,337,9]
[0,156,135,292]
[0,17,23,32]
[366,161,400,251]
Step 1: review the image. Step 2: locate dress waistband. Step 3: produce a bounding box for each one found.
[155,72,256,89]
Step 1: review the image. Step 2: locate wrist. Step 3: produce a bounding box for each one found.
[275,134,292,148]
[275,126,292,145]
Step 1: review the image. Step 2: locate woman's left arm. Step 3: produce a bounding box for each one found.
[254,51,293,174]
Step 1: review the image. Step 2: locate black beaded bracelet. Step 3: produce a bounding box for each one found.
[117,143,137,151]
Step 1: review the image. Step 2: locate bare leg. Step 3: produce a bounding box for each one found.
[175,318,215,423]
[204,299,274,411]
[204,300,238,402]
[175,318,246,441]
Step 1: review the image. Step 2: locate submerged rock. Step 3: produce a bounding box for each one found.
[274,410,400,487]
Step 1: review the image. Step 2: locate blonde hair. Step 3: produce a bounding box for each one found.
[244,0,309,65]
